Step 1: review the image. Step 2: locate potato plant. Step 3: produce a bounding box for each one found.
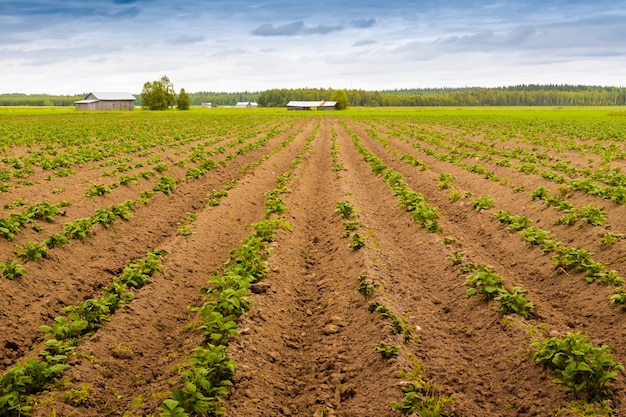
[531,333,624,402]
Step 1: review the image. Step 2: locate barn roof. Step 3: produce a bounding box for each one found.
[287,100,338,107]
[287,101,322,107]
[83,92,136,101]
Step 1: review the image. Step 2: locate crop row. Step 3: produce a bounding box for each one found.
[339,120,625,409]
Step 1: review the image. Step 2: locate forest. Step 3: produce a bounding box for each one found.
[1,84,624,107]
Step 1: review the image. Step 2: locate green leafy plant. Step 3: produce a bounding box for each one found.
[160,399,189,417]
[471,196,496,211]
[63,218,92,239]
[154,176,176,195]
[264,190,287,216]
[530,186,550,201]
[521,227,561,253]
[356,275,379,299]
[437,173,456,189]
[85,183,111,197]
[494,287,534,318]
[335,201,356,218]
[464,270,503,299]
[45,233,69,249]
[390,380,453,415]
[349,233,366,249]
[446,251,465,266]
[447,191,462,202]
[598,232,625,248]
[530,332,624,401]
[343,220,363,236]
[62,384,91,406]
[375,341,401,359]
[17,242,49,262]
[0,260,26,280]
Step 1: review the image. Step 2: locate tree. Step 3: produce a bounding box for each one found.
[141,75,176,110]
[331,89,349,110]
[177,88,190,110]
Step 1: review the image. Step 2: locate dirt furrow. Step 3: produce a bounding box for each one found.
[333,119,579,416]
[0,120,310,374]
[225,118,400,416]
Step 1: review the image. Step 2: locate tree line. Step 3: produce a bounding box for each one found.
[1,85,625,107]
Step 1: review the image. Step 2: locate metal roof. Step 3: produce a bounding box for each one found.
[287,101,322,107]
[85,92,136,101]
[287,100,338,107]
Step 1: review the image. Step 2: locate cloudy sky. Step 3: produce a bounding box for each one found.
[1,0,625,94]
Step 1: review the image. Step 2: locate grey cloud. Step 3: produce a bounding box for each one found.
[171,35,205,44]
[353,40,377,47]
[303,24,344,35]
[351,18,375,28]
[251,21,304,36]
[251,20,348,36]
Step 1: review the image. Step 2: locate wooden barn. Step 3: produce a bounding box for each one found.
[74,92,136,111]
[286,100,337,110]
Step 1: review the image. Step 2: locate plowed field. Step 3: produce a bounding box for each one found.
[1,108,626,417]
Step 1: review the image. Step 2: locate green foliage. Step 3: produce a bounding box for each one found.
[330,89,349,110]
[556,204,607,226]
[62,384,91,406]
[437,173,456,189]
[63,218,92,239]
[264,190,287,216]
[551,245,624,286]
[494,210,532,232]
[160,399,189,417]
[17,242,49,262]
[610,288,626,310]
[494,287,534,318]
[0,217,22,240]
[356,275,379,299]
[530,332,624,401]
[521,227,561,253]
[335,201,356,218]
[250,219,290,242]
[464,270,503,299]
[471,196,496,211]
[141,75,176,110]
[447,191,461,202]
[530,186,549,200]
[375,341,401,359]
[446,251,465,266]
[368,302,414,342]
[85,183,111,197]
[349,233,366,249]
[155,176,176,195]
[598,232,625,248]
[0,260,26,280]
[390,381,453,415]
[177,88,190,110]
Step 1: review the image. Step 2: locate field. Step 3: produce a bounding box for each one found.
[1,106,626,416]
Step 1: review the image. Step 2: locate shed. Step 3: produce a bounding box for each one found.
[286,100,337,110]
[74,92,136,111]
[236,102,258,108]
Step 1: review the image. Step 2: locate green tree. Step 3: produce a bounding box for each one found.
[177,88,190,110]
[331,89,349,110]
[141,75,176,110]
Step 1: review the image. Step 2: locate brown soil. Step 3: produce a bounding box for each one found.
[1,113,625,417]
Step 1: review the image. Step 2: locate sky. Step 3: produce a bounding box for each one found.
[1,0,626,94]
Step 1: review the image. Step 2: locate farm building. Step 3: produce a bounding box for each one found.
[74,92,136,111]
[236,102,258,108]
[286,100,337,110]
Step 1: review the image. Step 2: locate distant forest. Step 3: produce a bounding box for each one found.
[1,85,625,107]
